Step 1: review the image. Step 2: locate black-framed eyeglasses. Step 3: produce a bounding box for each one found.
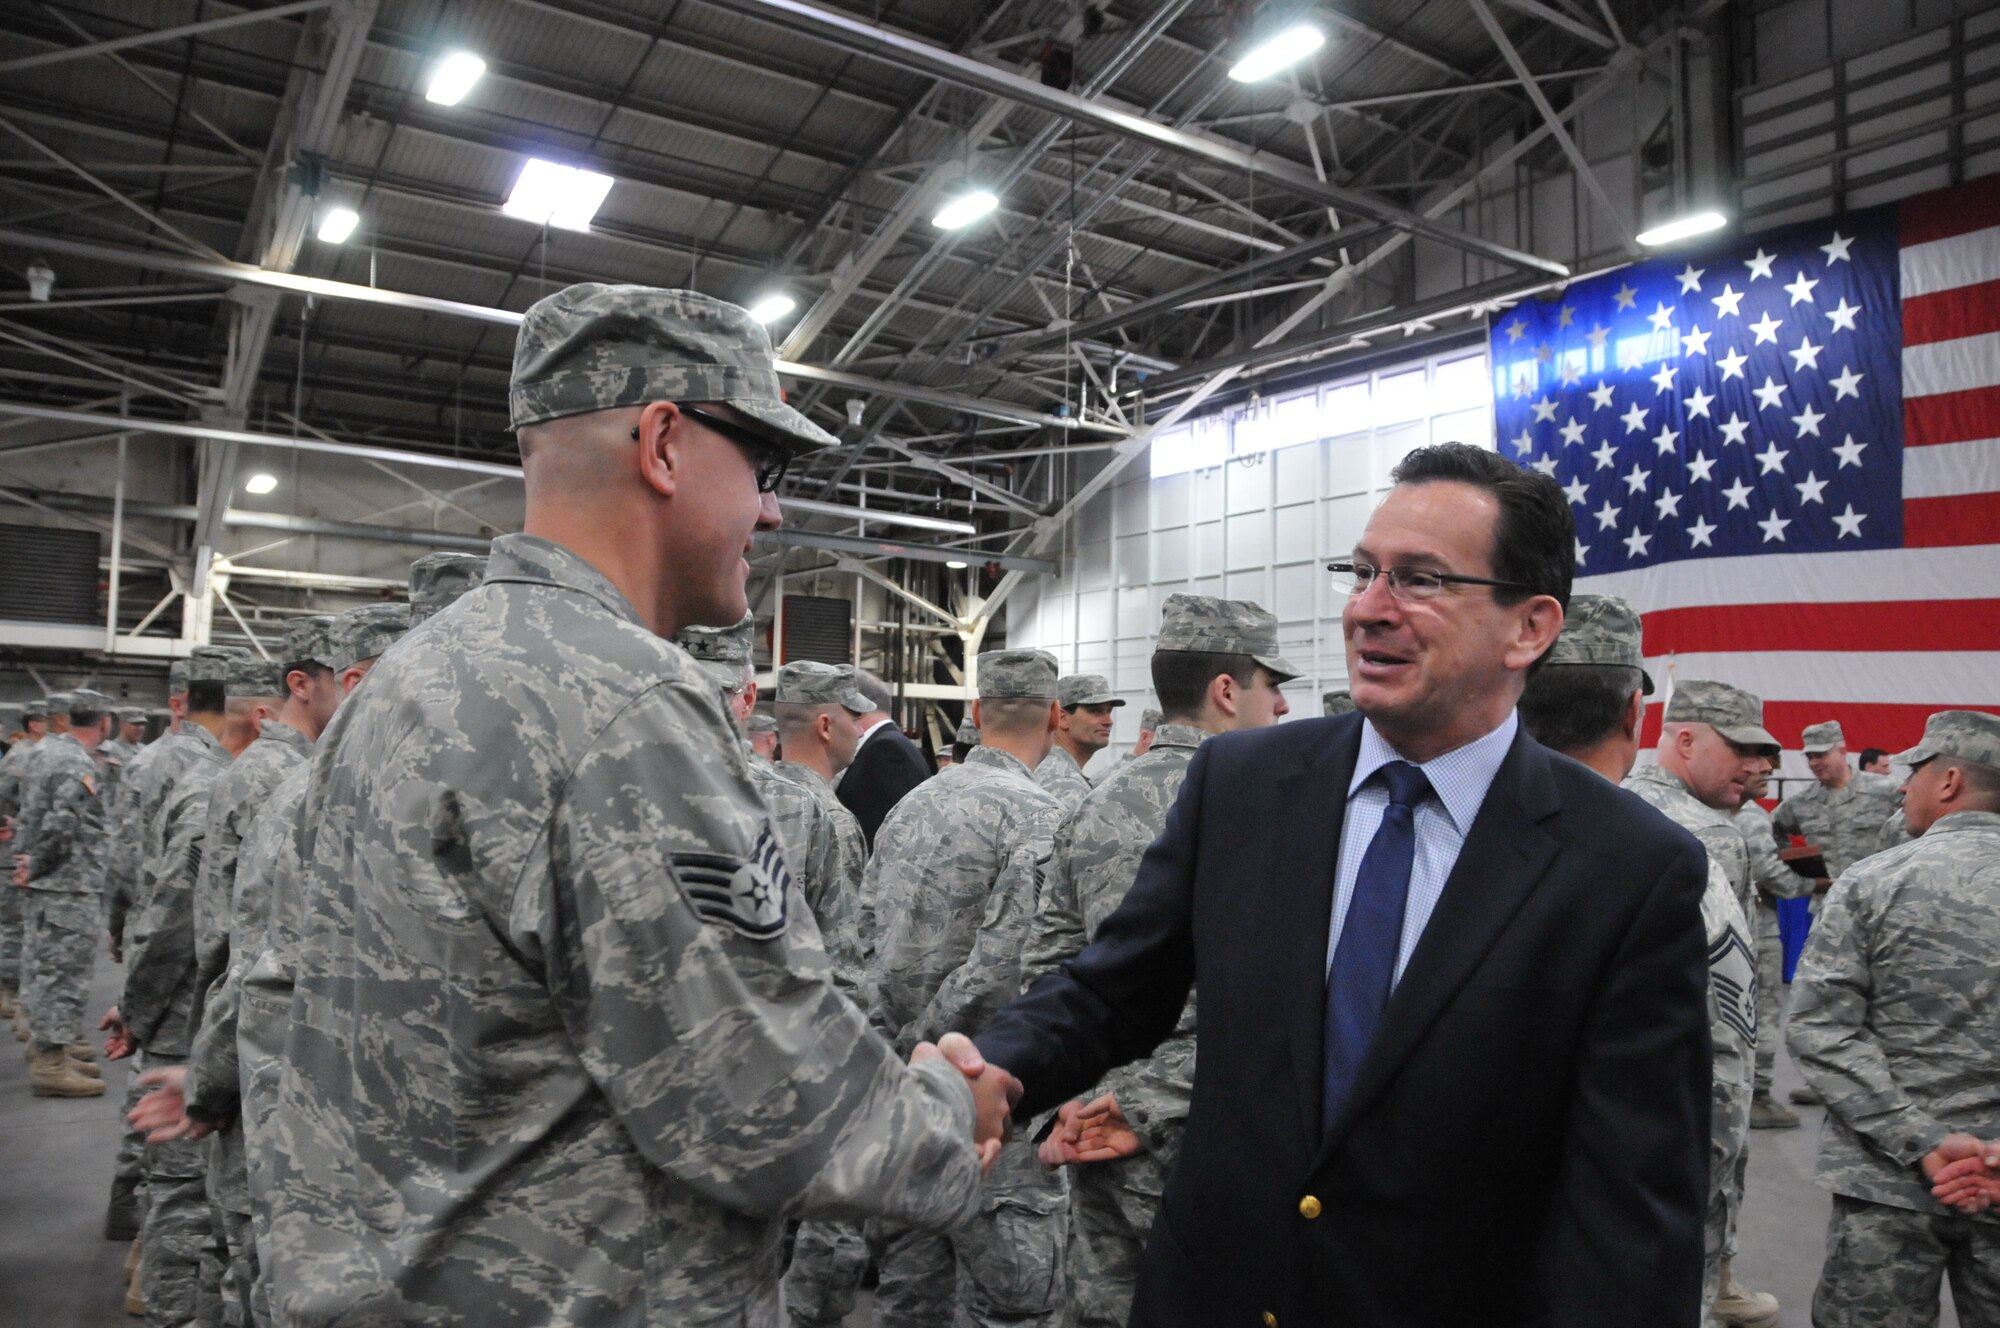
[631,404,789,493]
[1325,559,1528,601]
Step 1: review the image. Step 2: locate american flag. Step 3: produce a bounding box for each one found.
[1490,174,2000,754]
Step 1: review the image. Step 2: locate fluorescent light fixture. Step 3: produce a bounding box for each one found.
[316,207,360,244]
[502,158,616,232]
[932,187,999,231]
[1635,210,1728,247]
[1228,22,1327,83]
[747,292,797,323]
[243,472,279,495]
[945,559,969,570]
[424,50,486,106]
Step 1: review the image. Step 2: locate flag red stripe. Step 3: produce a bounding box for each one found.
[1902,491,2000,546]
[1903,383,2000,448]
[1641,700,2000,751]
[1638,599,2000,653]
[1903,277,2000,347]
[1899,174,2000,247]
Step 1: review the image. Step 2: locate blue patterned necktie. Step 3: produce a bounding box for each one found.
[1322,760,1432,1135]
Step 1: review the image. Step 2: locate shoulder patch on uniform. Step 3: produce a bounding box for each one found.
[1708,924,1758,1046]
[672,821,791,940]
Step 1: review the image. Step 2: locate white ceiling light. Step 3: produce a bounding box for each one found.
[502,158,616,232]
[932,187,999,231]
[243,472,279,495]
[316,207,360,244]
[424,50,487,106]
[945,559,969,570]
[747,292,797,323]
[1228,22,1327,83]
[1636,210,1728,247]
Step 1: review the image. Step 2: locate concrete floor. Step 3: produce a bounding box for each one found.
[0,958,1961,1328]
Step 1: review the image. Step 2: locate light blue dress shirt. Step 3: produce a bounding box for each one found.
[1325,711,1520,985]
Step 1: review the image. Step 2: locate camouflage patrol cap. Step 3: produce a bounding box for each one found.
[509,283,839,454]
[68,688,114,714]
[167,660,189,694]
[1891,710,2000,769]
[1058,674,1123,709]
[280,615,337,671]
[1322,690,1355,717]
[955,717,981,746]
[745,712,778,735]
[1156,593,1300,681]
[44,692,74,715]
[1801,720,1845,754]
[188,645,247,683]
[408,552,487,625]
[977,648,1060,700]
[1664,679,1780,751]
[672,615,756,693]
[117,707,147,726]
[225,656,287,699]
[777,661,876,712]
[20,699,47,721]
[330,604,412,672]
[1138,708,1163,731]
[1543,594,1654,694]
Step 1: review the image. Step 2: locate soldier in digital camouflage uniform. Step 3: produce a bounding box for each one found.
[1737,756,1812,1131]
[0,697,50,1028]
[1788,710,2000,1328]
[866,648,1071,1328]
[1037,673,1121,811]
[1623,677,1775,1328]
[675,613,760,736]
[1774,720,1904,890]
[106,707,149,765]
[1027,594,1297,1328]
[403,550,486,624]
[11,691,75,1044]
[747,710,780,761]
[260,286,988,1325]
[1322,688,1355,717]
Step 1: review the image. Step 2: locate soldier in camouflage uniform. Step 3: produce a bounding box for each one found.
[0,697,50,1025]
[1623,677,1776,1328]
[1322,688,1355,717]
[106,707,148,765]
[11,691,75,1043]
[1520,603,1761,1328]
[674,613,760,735]
[259,286,994,1325]
[866,648,1071,1328]
[1037,673,1120,810]
[1788,710,2000,1328]
[1774,720,1904,889]
[404,550,486,624]
[747,711,780,761]
[1029,595,1297,1328]
[1737,757,1811,1130]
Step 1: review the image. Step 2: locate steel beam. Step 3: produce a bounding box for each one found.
[0,1,335,75]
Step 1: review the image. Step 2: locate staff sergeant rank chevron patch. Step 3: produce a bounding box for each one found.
[673,822,792,939]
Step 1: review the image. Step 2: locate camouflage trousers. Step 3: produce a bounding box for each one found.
[1812,1195,2000,1328]
[23,889,98,1046]
[781,1220,870,1328]
[874,1139,1069,1328]
[141,1053,208,1328]
[1753,900,1786,1097]
[208,1126,261,1328]
[109,1067,151,1239]
[0,880,22,988]
[1067,1159,1166,1328]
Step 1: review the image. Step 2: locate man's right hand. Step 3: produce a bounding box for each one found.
[912,1032,1020,1175]
[99,1007,133,1060]
[1924,1135,2000,1214]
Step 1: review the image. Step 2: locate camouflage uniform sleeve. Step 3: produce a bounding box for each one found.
[817,811,870,1003]
[123,776,211,1048]
[1742,811,1809,901]
[187,785,242,1045]
[26,769,82,879]
[1786,871,1949,1166]
[533,683,982,1227]
[1021,813,1087,984]
[104,777,143,948]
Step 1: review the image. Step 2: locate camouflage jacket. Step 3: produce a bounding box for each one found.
[1877,806,1915,854]
[121,722,229,1055]
[21,734,108,895]
[1788,811,2000,1217]
[262,533,981,1326]
[104,735,164,947]
[8,732,73,863]
[1772,771,1903,881]
[1700,857,1757,1207]
[233,759,311,1217]
[751,759,867,998]
[1737,801,1810,902]
[1625,763,1754,917]
[864,744,1064,1056]
[1034,743,1094,813]
[0,733,37,822]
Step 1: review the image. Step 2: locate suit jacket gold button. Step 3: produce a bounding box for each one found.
[1262,1313,1278,1327]
[1298,1195,1322,1220]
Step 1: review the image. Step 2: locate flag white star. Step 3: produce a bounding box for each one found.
[1593,439,1619,470]
[1624,462,1652,494]
[1655,488,1683,518]
[1784,271,1820,305]
[1711,283,1746,318]
[1575,538,1590,566]
[1684,386,1716,418]
[1833,434,1867,468]
[1653,425,1681,456]
[1688,515,1717,547]
[1833,504,1866,537]
[1588,380,1615,410]
[1753,376,1787,411]
[1723,478,1754,510]
[1687,450,1717,483]
[1560,417,1588,447]
[1756,440,1790,474]
[1821,231,1854,264]
[1621,402,1649,434]
[1716,346,1749,380]
[1676,264,1705,293]
[1794,470,1828,504]
[1613,282,1639,310]
[1825,297,1861,333]
[1594,499,1622,530]
[1790,335,1824,371]
[1719,413,1751,445]
[1504,318,1526,342]
[1758,510,1792,542]
[1563,475,1589,505]
[1532,455,1560,477]
[1558,304,1576,328]
[1829,365,1864,400]
[1586,322,1610,350]
[1559,357,1583,386]
[1649,302,1677,332]
[1749,311,1784,344]
[1623,528,1652,557]
[1511,429,1534,455]
[1532,395,1558,422]
[1792,403,1826,437]
[1650,363,1678,393]
[1745,248,1777,280]
[1681,325,1712,357]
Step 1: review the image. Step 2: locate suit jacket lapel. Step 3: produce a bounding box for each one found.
[1316,729,1562,1161]
[1279,716,1362,1154]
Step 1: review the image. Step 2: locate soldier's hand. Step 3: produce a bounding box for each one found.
[99,1007,133,1060]
[1923,1135,2000,1213]
[1065,1093,1143,1164]
[912,1033,1020,1173]
[132,1066,209,1142]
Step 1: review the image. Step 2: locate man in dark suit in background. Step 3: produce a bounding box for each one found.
[836,669,933,847]
[971,443,1713,1328]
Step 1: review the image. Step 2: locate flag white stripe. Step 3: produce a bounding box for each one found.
[1898,224,2000,298]
[1902,329,2000,398]
[1904,437,2000,498]
[1641,650,2000,705]
[1578,543,2000,610]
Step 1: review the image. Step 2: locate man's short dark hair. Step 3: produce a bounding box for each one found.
[1858,747,1887,769]
[285,659,335,686]
[186,680,226,714]
[1152,650,1258,720]
[1389,443,1574,613]
[1518,664,1644,757]
[69,704,107,728]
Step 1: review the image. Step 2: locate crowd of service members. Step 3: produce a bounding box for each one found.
[0,281,1993,1328]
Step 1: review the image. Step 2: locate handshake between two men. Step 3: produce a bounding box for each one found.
[1925,1135,2000,1214]
[915,1033,1146,1172]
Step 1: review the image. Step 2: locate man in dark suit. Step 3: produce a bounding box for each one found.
[836,670,933,847]
[972,443,1713,1328]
